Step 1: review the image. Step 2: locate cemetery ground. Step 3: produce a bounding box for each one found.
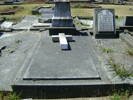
[0,4,133,18]
[0,3,133,100]
[0,31,132,100]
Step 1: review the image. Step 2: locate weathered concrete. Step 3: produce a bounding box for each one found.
[0,30,132,94]
[23,32,100,80]
[0,32,41,91]
[12,16,38,31]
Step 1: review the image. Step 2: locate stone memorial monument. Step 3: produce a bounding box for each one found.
[49,0,75,35]
[94,8,116,38]
[52,0,73,27]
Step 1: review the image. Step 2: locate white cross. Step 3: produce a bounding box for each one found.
[52,33,73,50]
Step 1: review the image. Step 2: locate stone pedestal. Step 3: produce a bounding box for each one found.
[52,0,73,27]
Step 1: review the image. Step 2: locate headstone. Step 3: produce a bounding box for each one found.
[52,0,73,27]
[125,16,133,26]
[94,8,116,37]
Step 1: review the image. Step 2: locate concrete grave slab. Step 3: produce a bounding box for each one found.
[0,32,41,91]
[23,32,100,80]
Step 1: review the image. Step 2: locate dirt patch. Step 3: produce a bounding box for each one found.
[0,6,24,15]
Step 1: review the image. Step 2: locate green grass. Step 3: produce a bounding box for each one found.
[0,4,132,17]
[126,49,133,56]
[8,93,20,100]
[80,22,90,27]
[110,89,132,100]
[2,15,23,23]
[0,4,52,16]
[0,4,52,22]
[101,48,114,53]
[0,92,4,100]
[108,57,133,78]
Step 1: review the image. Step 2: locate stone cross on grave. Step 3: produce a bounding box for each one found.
[52,33,73,50]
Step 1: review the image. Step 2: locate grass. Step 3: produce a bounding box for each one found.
[80,21,90,26]
[0,92,20,100]
[0,4,132,17]
[108,57,133,78]
[126,49,133,56]
[8,93,20,100]
[2,15,23,23]
[0,92,4,100]
[0,4,52,16]
[111,90,130,100]
[0,4,51,22]
[101,48,114,53]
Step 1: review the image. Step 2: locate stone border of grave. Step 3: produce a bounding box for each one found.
[120,32,133,48]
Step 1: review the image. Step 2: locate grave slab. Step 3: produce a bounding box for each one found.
[23,33,100,80]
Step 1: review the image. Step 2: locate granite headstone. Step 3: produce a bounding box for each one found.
[52,0,73,27]
[94,8,116,37]
[125,16,133,26]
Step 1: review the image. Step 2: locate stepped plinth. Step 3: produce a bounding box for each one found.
[49,0,75,35]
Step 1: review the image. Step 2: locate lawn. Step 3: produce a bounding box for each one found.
[0,4,132,19]
[72,4,133,16]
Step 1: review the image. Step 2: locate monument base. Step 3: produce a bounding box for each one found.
[48,27,76,35]
[95,32,118,39]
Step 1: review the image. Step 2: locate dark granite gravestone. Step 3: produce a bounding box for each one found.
[49,0,75,35]
[94,8,116,38]
[125,16,133,26]
[52,0,73,27]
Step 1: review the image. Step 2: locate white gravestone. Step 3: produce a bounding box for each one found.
[98,10,114,32]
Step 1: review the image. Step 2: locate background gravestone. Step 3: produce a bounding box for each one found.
[125,16,133,26]
[39,7,54,23]
[94,8,116,38]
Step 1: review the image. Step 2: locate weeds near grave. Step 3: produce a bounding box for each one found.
[80,22,90,27]
[126,49,133,56]
[108,57,133,78]
[101,48,114,53]
[8,93,20,100]
[15,40,22,44]
[111,89,131,100]
[110,88,133,100]
[111,94,121,100]
[0,92,4,100]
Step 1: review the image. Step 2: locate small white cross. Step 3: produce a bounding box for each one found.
[52,33,73,50]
